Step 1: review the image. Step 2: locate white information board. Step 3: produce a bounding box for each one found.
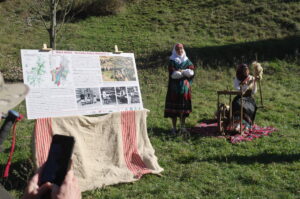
[21,50,143,119]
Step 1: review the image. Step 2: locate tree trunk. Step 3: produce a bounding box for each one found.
[50,0,57,49]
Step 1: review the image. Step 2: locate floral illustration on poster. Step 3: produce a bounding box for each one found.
[51,56,70,86]
[26,56,47,86]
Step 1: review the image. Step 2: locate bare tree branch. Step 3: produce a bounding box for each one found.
[56,0,60,7]
[30,0,75,49]
[57,0,74,34]
[30,1,49,31]
[40,15,49,32]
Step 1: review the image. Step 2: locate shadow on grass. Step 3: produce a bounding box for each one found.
[0,159,34,192]
[206,153,300,164]
[188,118,221,140]
[148,119,220,141]
[136,35,300,69]
[187,35,300,67]
[148,127,189,141]
[177,153,300,165]
[292,124,300,128]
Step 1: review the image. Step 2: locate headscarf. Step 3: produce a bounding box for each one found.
[236,64,249,82]
[169,43,188,64]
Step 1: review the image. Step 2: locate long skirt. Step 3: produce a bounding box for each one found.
[232,95,257,125]
[164,79,192,118]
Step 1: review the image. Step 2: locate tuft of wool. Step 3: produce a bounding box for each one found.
[252,61,263,80]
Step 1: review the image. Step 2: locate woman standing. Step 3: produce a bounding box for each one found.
[164,43,195,134]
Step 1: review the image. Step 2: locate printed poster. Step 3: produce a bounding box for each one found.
[21,50,143,119]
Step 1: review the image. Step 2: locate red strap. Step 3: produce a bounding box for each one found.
[241,76,251,85]
[3,114,23,178]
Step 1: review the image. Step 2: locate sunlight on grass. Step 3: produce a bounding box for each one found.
[0,0,299,198]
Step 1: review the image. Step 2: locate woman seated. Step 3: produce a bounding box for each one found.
[230,64,257,132]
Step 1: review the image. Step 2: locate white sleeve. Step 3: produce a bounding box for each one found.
[233,77,241,90]
[171,71,183,79]
[182,69,194,78]
[234,77,248,92]
[251,78,257,94]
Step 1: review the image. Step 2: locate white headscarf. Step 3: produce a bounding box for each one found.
[169,43,188,64]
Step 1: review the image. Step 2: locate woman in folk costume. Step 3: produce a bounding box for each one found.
[231,64,257,131]
[164,43,195,134]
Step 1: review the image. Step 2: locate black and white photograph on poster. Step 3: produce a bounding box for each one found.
[76,88,101,108]
[100,87,117,105]
[127,86,140,104]
[116,87,128,104]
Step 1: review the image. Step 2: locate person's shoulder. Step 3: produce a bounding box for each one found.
[248,75,255,80]
[169,59,176,66]
[186,59,194,65]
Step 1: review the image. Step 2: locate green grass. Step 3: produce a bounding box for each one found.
[0,0,300,198]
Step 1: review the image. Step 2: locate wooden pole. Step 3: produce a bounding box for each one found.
[217,93,221,133]
[229,94,232,127]
[240,86,243,135]
[258,79,263,107]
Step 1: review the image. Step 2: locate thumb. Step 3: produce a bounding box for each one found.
[37,182,52,196]
[51,184,60,197]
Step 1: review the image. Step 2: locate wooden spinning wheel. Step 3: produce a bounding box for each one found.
[217,90,243,135]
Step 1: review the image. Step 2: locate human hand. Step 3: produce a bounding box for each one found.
[171,71,183,79]
[182,69,194,78]
[21,169,52,199]
[51,169,81,199]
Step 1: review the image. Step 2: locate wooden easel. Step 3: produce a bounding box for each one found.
[40,44,122,54]
[113,45,123,54]
[40,43,52,51]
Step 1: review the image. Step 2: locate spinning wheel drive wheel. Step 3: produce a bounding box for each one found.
[217,90,243,135]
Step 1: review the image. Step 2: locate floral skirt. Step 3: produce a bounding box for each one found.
[164,80,192,118]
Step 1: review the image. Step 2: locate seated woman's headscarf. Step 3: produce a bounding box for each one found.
[169,43,188,64]
[236,64,249,82]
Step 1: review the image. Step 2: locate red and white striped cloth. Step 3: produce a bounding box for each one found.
[34,110,163,191]
[34,118,52,167]
[121,111,151,178]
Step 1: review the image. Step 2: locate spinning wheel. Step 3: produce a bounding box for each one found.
[216,61,264,135]
[217,90,243,135]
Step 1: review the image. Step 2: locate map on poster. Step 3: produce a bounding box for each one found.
[21,50,143,119]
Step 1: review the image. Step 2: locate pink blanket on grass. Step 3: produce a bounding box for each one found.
[190,121,277,144]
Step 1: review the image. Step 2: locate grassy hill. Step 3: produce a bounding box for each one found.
[0,0,299,198]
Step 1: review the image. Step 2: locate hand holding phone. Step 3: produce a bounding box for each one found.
[22,135,80,199]
[51,169,82,199]
[39,134,75,186]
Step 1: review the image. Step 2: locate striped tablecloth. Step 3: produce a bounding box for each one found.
[33,109,163,191]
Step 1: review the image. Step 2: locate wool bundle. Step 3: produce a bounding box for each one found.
[252,61,263,80]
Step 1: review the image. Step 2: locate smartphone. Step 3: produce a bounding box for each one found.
[39,134,75,186]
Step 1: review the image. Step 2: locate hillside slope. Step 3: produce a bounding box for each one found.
[0,0,299,198]
[0,0,299,76]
